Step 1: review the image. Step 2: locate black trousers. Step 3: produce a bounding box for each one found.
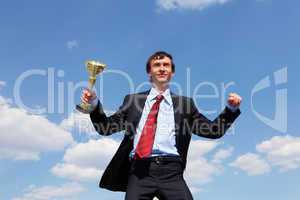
[125,156,193,200]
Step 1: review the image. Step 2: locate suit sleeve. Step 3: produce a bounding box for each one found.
[189,98,241,139]
[90,95,130,136]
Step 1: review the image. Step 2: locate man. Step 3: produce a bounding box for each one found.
[81,51,242,200]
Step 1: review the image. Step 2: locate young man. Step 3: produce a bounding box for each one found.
[81,51,242,200]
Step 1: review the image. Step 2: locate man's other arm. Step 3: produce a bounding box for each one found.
[188,98,241,139]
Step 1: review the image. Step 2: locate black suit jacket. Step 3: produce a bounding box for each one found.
[90,90,241,192]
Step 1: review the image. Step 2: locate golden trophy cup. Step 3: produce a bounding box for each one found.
[76,60,106,114]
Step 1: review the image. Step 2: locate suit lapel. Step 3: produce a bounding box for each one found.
[132,90,150,129]
[171,92,182,141]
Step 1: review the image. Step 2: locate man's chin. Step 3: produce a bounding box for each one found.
[157,80,170,85]
[157,78,168,82]
[151,76,171,84]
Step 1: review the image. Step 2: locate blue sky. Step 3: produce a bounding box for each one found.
[0,0,299,199]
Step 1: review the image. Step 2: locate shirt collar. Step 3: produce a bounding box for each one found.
[148,87,172,105]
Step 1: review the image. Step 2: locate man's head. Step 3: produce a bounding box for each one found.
[146,51,175,85]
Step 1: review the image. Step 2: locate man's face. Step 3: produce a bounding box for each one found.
[148,56,174,85]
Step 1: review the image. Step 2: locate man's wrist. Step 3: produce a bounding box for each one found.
[90,98,99,110]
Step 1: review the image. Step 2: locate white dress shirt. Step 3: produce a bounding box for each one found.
[130,87,179,157]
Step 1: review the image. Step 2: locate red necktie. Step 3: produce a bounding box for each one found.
[134,94,164,159]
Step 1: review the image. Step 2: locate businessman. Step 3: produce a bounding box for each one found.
[81,51,242,200]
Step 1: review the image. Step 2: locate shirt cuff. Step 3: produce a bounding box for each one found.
[90,98,99,110]
[226,103,239,112]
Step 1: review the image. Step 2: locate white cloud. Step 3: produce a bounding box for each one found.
[12,182,85,200]
[66,40,79,49]
[51,138,119,182]
[188,139,219,158]
[184,140,223,193]
[185,156,221,184]
[60,111,97,137]
[156,0,230,11]
[229,153,271,176]
[60,109,116,137]
[212,146,234,164]
[51,163,102,182]
[256,135,300,171]
[0,95,74,161]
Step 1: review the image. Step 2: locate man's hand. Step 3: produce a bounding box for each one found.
[81,89,97,104]
[227,93,242,108]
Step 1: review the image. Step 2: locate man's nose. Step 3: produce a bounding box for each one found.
[159,66,166,71]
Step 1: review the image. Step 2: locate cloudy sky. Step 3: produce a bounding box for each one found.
[0,0,299,200]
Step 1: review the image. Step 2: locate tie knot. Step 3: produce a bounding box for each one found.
[156,94,164,102]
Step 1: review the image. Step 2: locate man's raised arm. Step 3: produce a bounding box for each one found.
[80,89,130,136]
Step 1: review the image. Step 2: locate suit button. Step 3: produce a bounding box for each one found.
[155,157,160,164]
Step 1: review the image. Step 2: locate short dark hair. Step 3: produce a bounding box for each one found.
[146,51,175,73]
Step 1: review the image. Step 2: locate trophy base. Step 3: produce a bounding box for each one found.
[76,103,94,114]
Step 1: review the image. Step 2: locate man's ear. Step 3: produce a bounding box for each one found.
[147,73,153,82]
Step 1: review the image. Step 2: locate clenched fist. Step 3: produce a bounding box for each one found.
[81,89,97,104]
[227,93,242,108]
